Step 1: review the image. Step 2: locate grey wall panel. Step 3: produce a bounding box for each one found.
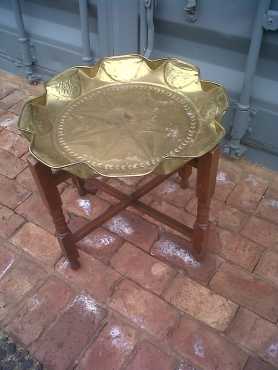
[0,0,277,165]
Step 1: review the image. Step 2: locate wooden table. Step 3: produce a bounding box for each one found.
[28,146,219,269]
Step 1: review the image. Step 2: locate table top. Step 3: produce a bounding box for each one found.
[18,55,228,178]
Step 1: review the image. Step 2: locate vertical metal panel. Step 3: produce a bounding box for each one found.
[11,0,34,79]
[0,0,277,166]
[97,0,112,56]
[228,0,272,158]
[111,0,139,55]
[79,0,94,63]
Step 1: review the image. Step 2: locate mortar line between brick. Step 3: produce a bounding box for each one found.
[108,276,183,312]
[239,213,278,240]
[30,289,104,354]
[224,304,241,335]
[68,319,108,370]
[7,235,62,274]
[206,255,225,287]
[107,275,241,342]
[250,246,268,274]
[2,272,51,330]
[216,258,278,294]
[180,311,252,365]
[209,273,278,324]
[6,219,27,240]
[159,268,179,298]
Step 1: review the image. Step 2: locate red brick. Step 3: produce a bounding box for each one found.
[0,204,25,239]
[0,81,17,99]
[244,357,277,370]
[241,216,278,249]
[164,275,237,331]
[0,89,26,110]
[227,174,268,212]
[218,157,243,183]
[100,177,153,205]
[16,166,67,194]
[7,277,73,345]
[214,168,236,201]
[149,178,194,208]
[0,258,43,320]
[15,167,37,192]
[210,263,278,322]
[0,175,30,209]
[208,226,263,271]
[245,162,274,181]
[0,112,19,133]
[110,279,178,339]
[255,250,278,286]
[151,232,223,284]
[169,316,248,370]
[151,200,195,228]
[108,178,136,195]
[9,99,26,115]
[21,151,32,162]
[0,246,15,280]
[79,230,123,263]
[33,294,106,370]
[15,193,55,233]
[68,216,123,264]
[270,175,278,191]
[62,187,110,220]
[105,210,158,252]
[79,319,137,370]
[186,198,246,232]
[265,186,278,199]
[228,308,278,367]
[11,223,61,267]
[96,178,130,204]
[56,251,121,302]
[126,341,176,370]
[257,196,278,224]
[111,242,175,295]
[0,130,28,157]
[0,148,27,178]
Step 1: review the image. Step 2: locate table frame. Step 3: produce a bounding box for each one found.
[27,146,219,269]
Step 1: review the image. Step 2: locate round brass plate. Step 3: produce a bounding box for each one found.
[18,54,229,178]
[56,83,199,174]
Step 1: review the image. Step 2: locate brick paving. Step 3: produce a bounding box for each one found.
[1,69,278,370]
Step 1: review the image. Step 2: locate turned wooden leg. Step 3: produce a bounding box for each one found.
[192,147,219,257]
[72,176,87,196]
[28,156,80,269]
[178,164,192,189]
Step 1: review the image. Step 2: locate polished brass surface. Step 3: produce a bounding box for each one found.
[18,54,229,178]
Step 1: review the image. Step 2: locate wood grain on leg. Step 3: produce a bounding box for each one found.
[178,164,192,189]
[193,147,219,257]
[28,156,80,269]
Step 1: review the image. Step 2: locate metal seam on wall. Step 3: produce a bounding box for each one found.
[79,0,94,64]
[12,0,37,82]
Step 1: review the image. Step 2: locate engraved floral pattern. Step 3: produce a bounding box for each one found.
[47,70,81,98]
[164,61,199,89]
[18,55,228,178]
[56,84,200,172]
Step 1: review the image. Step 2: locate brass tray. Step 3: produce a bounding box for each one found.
[18,54,229,178]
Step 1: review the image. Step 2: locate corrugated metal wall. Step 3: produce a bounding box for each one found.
[0,0,277,168]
